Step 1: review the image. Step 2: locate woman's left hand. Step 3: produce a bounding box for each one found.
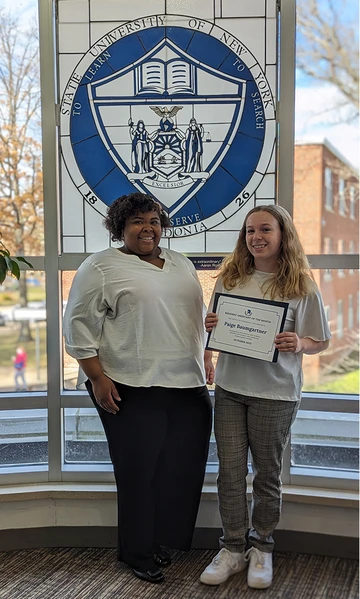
[274,332,302,353]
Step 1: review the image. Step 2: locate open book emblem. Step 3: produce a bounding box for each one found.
[88,39,246,217]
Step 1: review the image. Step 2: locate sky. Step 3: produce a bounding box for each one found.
[1,0,33,18]
[294,0,359,170]
[295,83,359,170]
[1,0,358,170]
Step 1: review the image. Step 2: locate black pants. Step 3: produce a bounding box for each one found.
[86,381,212,569]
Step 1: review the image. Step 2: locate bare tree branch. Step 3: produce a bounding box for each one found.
[0,9,43,258]
[0,9,43,334]
[297,0,359,119]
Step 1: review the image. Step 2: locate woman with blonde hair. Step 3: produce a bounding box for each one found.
[200,205,330,589]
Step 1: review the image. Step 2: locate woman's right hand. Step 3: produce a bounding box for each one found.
[91,375,121,414]
[205,312,218,332]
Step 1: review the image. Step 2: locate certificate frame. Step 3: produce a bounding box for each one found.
[206,293,289,363]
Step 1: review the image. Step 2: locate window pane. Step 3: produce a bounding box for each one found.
[338,178,346,215]
[62,271,79,390]
[294,152,358,253]
[63,355,80,390]
[0,6,44,256]
[64,408,110,464]
[324,167,333,210]
[349,186,356,219]
[294,2,359,257]
[64,406,218,468]
[208,424,218,468]
[291,410,359,472]
[199,267,359,395]
[0,409,48,467]
[0,272,47,393]
[303,269,359,394]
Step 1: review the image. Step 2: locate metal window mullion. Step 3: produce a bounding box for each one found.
[59,254,91,271]
[282,437,291,485]
[307,254,359,270]
[0,396,47,410]
[16,257,45,271]
[101,253,358,270]
[290,470,359,491]
[38,0,62,482]
[61,393,94,409]
[277,0,296,215]
[61,470,116,483]
[300,395,359,413]
[0,470,49,485]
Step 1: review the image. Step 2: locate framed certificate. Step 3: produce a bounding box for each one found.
[206,293,289,363]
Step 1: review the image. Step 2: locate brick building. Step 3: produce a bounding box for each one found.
[293,139,359,383]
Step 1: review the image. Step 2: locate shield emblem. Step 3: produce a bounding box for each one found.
[88,39,246,217]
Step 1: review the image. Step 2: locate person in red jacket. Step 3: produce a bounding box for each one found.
[13,347,28,391]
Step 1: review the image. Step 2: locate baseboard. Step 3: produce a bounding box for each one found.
[0,527,358,559]
[0,527,118,552]
[192,528,359,560]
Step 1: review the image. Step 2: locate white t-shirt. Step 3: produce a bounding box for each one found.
[208,271,331,401]
[63,247,206,388]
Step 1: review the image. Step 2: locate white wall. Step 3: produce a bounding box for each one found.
[0,490,357,539]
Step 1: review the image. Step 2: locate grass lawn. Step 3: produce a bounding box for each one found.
[0,286,46,306]
[304,369,359,394]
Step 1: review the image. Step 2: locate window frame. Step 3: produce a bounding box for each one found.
[337,240,345,277]
[349,186,356,219]
[348,294,354,330]
[338,178,346,216]
[349,240,355,274]
[337,299,344,339]
[0,0,358,492]
[325,167,334,211]
[324,305,331,325]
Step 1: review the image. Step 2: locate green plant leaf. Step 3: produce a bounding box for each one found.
[15,256,34,268]
[0,238,30,281]
[11,260,21,280]
[0,256,7,284]
[4,255,12,272]
[0,243,10,256]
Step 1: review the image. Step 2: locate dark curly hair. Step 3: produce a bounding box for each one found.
[104,192,171,242]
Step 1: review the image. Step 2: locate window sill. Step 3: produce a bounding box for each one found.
[0,482,357,509]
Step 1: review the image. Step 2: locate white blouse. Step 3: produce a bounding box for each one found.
[63,247,206,388]
[208,271,331,401]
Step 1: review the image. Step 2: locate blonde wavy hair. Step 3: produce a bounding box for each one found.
[220,205,315,299]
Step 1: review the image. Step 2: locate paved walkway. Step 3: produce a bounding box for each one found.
[0,366,77,393]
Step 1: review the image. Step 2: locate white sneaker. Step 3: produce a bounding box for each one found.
[246,547,273,589]
[200,548,247,585]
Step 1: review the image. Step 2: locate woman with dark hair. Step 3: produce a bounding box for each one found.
[63,192,213,584]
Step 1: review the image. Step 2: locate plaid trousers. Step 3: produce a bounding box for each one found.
[215,384,300,553]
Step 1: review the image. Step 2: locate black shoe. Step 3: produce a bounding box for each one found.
[154,549,172,567]
[132,567,165,583]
